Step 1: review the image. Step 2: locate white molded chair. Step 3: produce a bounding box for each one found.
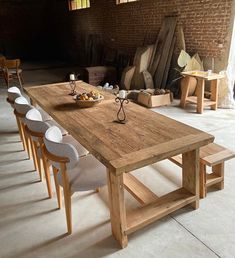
[14,96,34,159]
[7,87,25,149]
[43,126,106,234]
[25,108,51,187]
[25,108,88,198]
[7,89,60,154]
[14,96,33,121]
[7,85,53,121]
[14,97,56,171]
[7,86,22,108]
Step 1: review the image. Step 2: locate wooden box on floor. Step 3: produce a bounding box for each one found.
[84,66,117,86]
[137,92,171,108]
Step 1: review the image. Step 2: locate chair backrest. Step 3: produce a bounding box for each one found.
[14,96,33,116]
[25,108,51,134]
[4,59,20,69]
[44,126,79,169]
[7,86,22,102]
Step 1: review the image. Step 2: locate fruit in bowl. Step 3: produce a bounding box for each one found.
[74,91,104,107]
[76,91,102,100]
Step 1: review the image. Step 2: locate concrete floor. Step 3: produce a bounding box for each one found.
[1,65,235,258]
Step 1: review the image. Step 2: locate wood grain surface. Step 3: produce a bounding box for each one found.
[24,82,214,174]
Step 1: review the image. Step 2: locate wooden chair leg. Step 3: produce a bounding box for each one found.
[30,138,39,175]
[32,141,43,180]
[39,158,44,180]
[213,163,224,190]
[63,188,72,234]
[53,167,62,209]
[15,116,25,150]
[3,72,7,86]
[61,163,72,234]
[200,163,207,199]
[24,126,32,160]
[34,141,43,178]
[20,73,24,84]
[35,142,44,181]
[41,154,53,198]
[19,121,29,158]
[6,74,10,88]
[17,73,23,90]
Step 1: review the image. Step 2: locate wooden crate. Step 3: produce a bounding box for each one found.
[137,92,171,108]
[84,66,117,86]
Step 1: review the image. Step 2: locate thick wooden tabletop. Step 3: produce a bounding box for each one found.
[24,82,214,175]
[181,70,224,81]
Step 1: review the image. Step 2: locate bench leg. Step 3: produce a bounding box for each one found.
[213,163,224,190]
[200,163,207,199]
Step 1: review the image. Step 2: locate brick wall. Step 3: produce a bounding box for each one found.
[51,0,104,62]
[55,0,233,63]
[104,0,232,58]
[0,0,233,63]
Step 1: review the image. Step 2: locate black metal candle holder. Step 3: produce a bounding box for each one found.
[69,80,77,96]
[114,97,129,124]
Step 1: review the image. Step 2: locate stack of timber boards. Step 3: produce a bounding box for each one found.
[131,45,154,90]
[149,16,177,89]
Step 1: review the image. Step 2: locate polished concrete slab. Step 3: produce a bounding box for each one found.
[0,67,235,258]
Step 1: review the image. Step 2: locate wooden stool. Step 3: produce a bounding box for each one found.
[169,143,235,198]
[180,71,224,114]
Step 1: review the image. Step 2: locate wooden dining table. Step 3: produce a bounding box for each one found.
[24,81,214,248]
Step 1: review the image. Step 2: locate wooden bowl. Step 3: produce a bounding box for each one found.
[74,96,104,108]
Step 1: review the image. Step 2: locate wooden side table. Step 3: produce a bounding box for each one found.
[180,71,224,114]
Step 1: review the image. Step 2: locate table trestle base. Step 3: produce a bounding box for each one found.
[125,188,196,235]
[123,173,159,205]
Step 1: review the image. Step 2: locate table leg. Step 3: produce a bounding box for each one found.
[210,79,218,110]
[182,149,200,209]
[196,78,205,114]
[107,169,128,248]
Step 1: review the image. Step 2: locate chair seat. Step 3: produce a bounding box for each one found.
[31,119,68,142]
[7,68,22,74]
[62,135,89,157]
[27,105,67,135]
[57,154,106,192]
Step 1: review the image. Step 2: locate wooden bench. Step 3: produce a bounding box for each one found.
[169,143,235,198]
